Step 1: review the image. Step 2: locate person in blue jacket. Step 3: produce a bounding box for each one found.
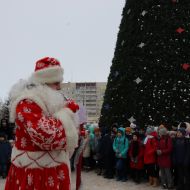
[113,127,129,181]
[0,133,12,178]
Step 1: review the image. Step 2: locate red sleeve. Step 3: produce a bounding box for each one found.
[16,99,67,150]
[147,138,157,155]
[161,137,173,154]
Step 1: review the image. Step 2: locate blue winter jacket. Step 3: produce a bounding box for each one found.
[0,141,11,164]
[113,127,129,158]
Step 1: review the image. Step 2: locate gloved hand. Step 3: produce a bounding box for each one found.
[66,99,79,113]
[156,150,162,155]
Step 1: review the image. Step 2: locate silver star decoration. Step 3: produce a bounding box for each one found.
[141,10,147,16]
[138,42,145,48]
[128,116,136,123]
[135,77,142,84]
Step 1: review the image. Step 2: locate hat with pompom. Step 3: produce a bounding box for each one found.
[30,57,63,84]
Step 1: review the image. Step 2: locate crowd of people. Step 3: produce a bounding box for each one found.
[79,122,190,190]
[1,116,190,190]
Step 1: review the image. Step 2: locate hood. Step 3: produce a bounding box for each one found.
[118,127,125,136]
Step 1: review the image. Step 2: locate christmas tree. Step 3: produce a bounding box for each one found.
[99,0,190,128]
[0,99,10,121]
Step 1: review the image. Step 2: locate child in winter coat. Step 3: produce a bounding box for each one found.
[129,132,144,183]
[173,128,189,190]
[0,133,12,178]
[113,127,129,182]
[144,126,158,187]
[82,130,91,171]
[157,127,173,189]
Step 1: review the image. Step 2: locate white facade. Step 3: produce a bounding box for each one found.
[61,82,106,123]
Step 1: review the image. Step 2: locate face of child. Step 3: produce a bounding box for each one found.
[133,135,138,141]
[95,131,100,136]
[0,137,5,141]
[117,132,122,137]
[176,131,183,138]
[113,127,117,133]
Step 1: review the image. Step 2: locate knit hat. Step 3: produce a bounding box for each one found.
[159,127,168,136]
[30,57,63,84]
[177,128,186,136]
[146,126,154,135]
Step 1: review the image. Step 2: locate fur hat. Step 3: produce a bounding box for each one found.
[159,127,168,136]
[30,57,63,84]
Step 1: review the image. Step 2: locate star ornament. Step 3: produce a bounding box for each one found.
[176,27,185,34]
[138,42,145,48]
[182,63,190,70]
[135,77,142,84]
[128,116,136,123]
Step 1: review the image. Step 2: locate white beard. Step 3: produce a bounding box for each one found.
[9,80,67,122]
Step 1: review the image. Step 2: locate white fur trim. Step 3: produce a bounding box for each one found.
[31,65,63,84]
[11,146,70,169]
[54,108,79,154]
[9,90,48,123]
[9,84,65,122]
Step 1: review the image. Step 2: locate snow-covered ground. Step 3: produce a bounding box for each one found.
[0,171,160,190]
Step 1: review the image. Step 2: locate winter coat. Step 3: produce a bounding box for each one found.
[157,135,172,168]
[184,138,190,166]
[129,140,144,169]
[144,134,158,164]
[5,84,79,190]
[101,134,115,161]
[83,137,91,158]
[172,137,188,166]
[0,141,11,164]
[113,127,129,158]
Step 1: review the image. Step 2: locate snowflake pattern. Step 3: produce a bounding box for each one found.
[15,99,66,151]
[37,62,45,68]
[58,170,65,181]
[17,112,24,122]
[48,176,54,187]
[21,137,27,148]
[37,116,59,135]
[27,173,33,186]
[26,121,33,128]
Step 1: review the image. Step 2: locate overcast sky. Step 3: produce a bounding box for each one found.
[0,0,125,99]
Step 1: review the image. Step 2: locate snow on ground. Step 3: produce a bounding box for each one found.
[0,171,161,190]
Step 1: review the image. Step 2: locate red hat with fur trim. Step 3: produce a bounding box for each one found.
[30,57,63,84]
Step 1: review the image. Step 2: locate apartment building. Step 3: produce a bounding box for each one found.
[61,82,107,123]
